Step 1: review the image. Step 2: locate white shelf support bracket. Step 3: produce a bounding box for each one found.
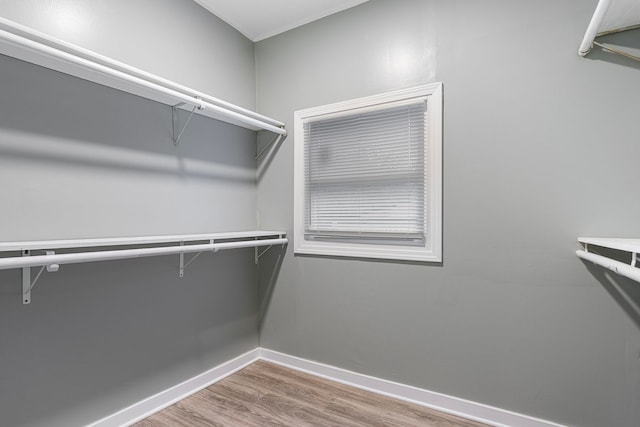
[255,235,285,264]
[172,99,205,146]
[256,132,286,161]
[184,251,204,271]
[22,250,31,304]
[255,245,272,264]
[179,242,185,278]
[22,250,59,304]
[179,240,217,277]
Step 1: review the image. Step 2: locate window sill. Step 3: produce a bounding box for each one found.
[294,240,441,263]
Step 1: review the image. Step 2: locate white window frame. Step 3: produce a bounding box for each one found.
[293,83,442,262]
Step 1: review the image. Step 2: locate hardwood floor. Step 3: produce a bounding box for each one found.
[133,360,490,426]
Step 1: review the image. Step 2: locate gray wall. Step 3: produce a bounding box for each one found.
[256,1,640,427]
[0,1,261,426]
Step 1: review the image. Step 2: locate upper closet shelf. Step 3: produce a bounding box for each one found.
[576,237,640,283]
[0,230,287,305]
[0,17,286,138]
[579,0,640,61]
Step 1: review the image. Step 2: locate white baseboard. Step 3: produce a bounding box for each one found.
[259,348,566,427]
[88,348,261,427]
[90,347,565,427]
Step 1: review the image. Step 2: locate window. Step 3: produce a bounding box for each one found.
[294,83,442,262]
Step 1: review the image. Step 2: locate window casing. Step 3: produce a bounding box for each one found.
[294,83,442,262]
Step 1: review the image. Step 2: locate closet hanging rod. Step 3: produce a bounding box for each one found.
[579,0,612,56]
[0,238,287,271]
[0,17,286,136]
[576,249,640,283]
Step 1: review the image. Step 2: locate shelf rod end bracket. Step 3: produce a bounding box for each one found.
[22,250,31,304]
[172,98,205,146]
[179,240,217,277]
[255,245,273,264]
[22,250,59,304]
[179,242,185,278]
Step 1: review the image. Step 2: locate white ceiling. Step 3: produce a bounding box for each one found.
[194,0,369,42]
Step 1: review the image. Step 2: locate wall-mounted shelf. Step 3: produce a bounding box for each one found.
[0,231,287,304]
[579,0,640,61]
[576,237,640,283]
[0,17,287,139]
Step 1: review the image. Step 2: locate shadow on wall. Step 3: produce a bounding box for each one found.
[0,54,257,178]
[0,127,255,184]
[583,28,640,71]
[583,261,640,330]
[256,130,287,181]
[258,243,287,329]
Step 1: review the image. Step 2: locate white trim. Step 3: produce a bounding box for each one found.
[88,348,260,427]
[89,347,565,427]
[302,96,427,123]
[299,83,439,118]
[259,348,566,427]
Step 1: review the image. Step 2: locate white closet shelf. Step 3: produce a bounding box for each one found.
[578,237,640,253]
[0,231,287,305]
[579,0,640,61]
[0,17,286,139]
[0,230,286,252]
[576,237,640,283]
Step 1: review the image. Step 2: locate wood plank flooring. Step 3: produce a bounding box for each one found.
[133,360,490,426]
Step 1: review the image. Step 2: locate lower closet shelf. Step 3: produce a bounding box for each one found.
[0,230,287,304]
[576,237,640,283]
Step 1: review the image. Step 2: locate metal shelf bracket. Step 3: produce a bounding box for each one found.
[22,250,59,304]
[172,98,205,146]
[254,234,286,264]
[256,132,286,161]
[179,240,217,277]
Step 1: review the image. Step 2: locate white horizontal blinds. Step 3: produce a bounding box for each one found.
[304,99,427,241]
